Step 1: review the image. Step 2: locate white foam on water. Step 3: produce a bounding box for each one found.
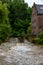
[11,45,31,52]
[0,53,5,56]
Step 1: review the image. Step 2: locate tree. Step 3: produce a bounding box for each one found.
[0,1,11,43]
[0,0,11,3]
[8,1,32,37]
[0,0,32,41]
[13,0,24,4]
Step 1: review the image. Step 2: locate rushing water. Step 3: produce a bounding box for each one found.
[0,38,43,65]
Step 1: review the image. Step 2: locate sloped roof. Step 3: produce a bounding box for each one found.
[35,4,43,15]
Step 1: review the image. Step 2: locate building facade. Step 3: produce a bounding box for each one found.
[31,3,43,35]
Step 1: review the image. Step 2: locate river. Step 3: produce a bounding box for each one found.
[0,38,43,65]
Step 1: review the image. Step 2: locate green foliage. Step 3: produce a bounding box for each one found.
[0,1,11,44]
[33,38,41,44]
[12,19,26,37]
[39,31,43,39]
[38,31,43,44]
[13,0,24,4]
[27,25,31,35]
[0,24,11,41]
[0,0,11,3]
[0,0,32,43]
[9,2,32,38]
[40,39,43,44]
[32,31,43,44]
[0,1,9,22]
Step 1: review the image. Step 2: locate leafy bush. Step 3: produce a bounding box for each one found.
[31,31,43,45]
[0,0,32,43]
[40,39,43,45]
[0,1,11,43]
[32,37,41,44]
[0,24,11,41]
[39,31,43,39]
[9,2,32,38]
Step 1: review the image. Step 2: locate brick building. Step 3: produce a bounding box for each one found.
[31,3,43,35]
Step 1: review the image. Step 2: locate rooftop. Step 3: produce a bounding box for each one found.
[34,3,43,15]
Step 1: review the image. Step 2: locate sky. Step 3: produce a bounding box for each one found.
[25,0,43,7]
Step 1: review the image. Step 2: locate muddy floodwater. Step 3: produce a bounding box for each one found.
[0,38,43,65]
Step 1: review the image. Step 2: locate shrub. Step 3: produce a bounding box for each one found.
[0,24,11,41]
[32,37,41,44]
[0,1,12,43]
[39,31,43,39]
[0,39,2,44]
[40,39,43,45]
